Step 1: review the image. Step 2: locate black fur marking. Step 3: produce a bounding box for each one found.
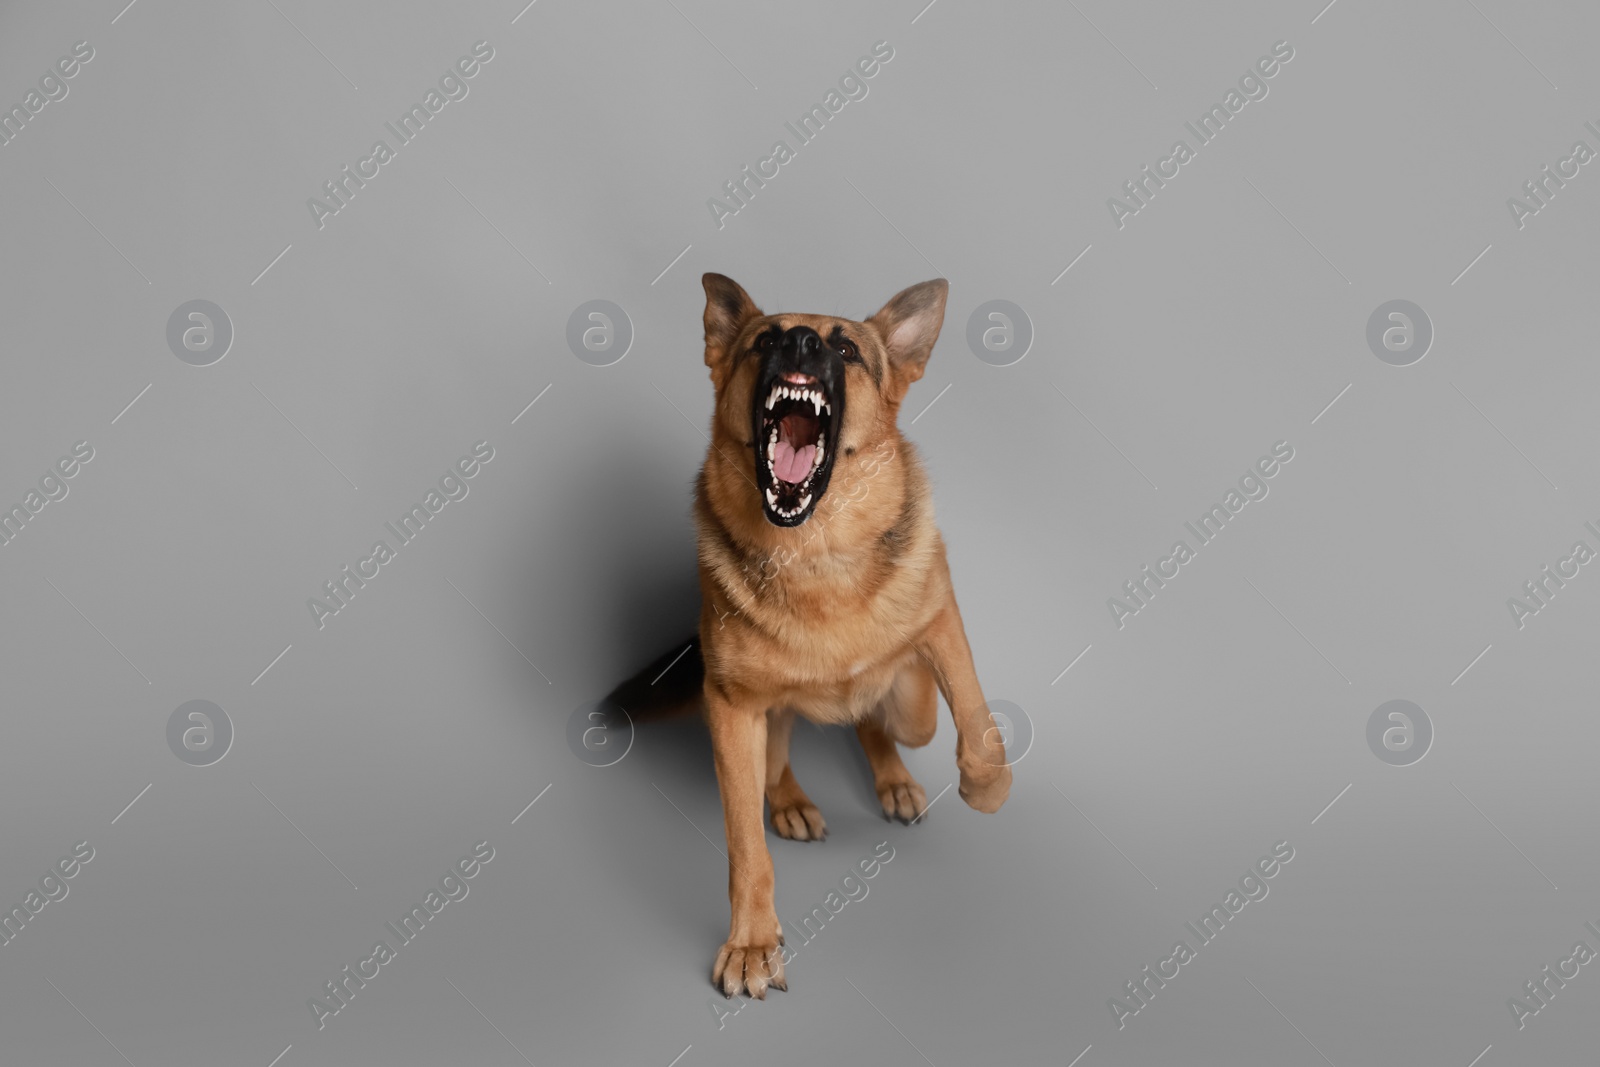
[733,322,782,373]
[828,323,881,387]
[717,289,746,320]
[704,275,758,350]
[881,491,917,560]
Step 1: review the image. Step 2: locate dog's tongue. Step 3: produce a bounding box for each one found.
[773,441,814,484]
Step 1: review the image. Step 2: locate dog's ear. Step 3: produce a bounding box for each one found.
[702,273,762,371]
[867,279,948,398]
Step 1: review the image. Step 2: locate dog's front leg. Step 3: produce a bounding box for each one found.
[707,686,787,998]
[917,594,1012,813]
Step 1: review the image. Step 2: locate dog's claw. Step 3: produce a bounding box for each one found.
[770,802,827,842]
[876,779,928,824]
[712,939,786,998]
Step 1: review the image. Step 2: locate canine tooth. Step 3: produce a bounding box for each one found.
[798,493,811,511]
[765,487,777,507]
[810,393,822,415]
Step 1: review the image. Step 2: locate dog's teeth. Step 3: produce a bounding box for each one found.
[810,393,822,415]
[798,493,811,511]
[765,487,777,508]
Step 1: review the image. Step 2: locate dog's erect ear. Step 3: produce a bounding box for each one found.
[702,273,762,369]
[867,279,948,396]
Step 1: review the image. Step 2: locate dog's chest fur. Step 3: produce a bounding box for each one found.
[695,452,942,724]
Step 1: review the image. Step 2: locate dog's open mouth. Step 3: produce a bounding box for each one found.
[754,373,838,526]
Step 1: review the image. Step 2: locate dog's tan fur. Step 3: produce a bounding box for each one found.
[693,274,1010,998]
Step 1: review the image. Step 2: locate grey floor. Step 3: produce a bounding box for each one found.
[1,0,1596,1064]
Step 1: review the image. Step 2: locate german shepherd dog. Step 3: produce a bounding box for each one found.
[627,274,1012,998]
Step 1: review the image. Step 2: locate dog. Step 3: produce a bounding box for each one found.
[617,274,1012,999]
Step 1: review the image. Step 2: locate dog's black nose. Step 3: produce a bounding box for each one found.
[781,326,823,362]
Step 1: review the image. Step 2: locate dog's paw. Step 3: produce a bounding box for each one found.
[770,801,827,841]
[712,939,787,999]
[876,777,928,823]
[958,763,1011,813]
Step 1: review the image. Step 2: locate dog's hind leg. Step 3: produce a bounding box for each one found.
[882,658,938,748]
[765,707,827,841]
[856,670,932,823]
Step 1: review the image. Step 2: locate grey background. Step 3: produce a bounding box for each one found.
[1,0,1595,1064]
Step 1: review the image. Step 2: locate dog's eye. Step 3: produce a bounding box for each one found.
[755,333,778,355]
[837,338,862,364]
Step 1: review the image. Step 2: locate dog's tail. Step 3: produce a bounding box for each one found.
[603,636,704,722]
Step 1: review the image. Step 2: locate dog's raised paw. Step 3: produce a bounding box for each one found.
[712,939,787,999]
[769,802,827,841]
[958,763,1011,813]
[876,778,928,823]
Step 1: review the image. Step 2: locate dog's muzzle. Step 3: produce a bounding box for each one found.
[750,326,845,527]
